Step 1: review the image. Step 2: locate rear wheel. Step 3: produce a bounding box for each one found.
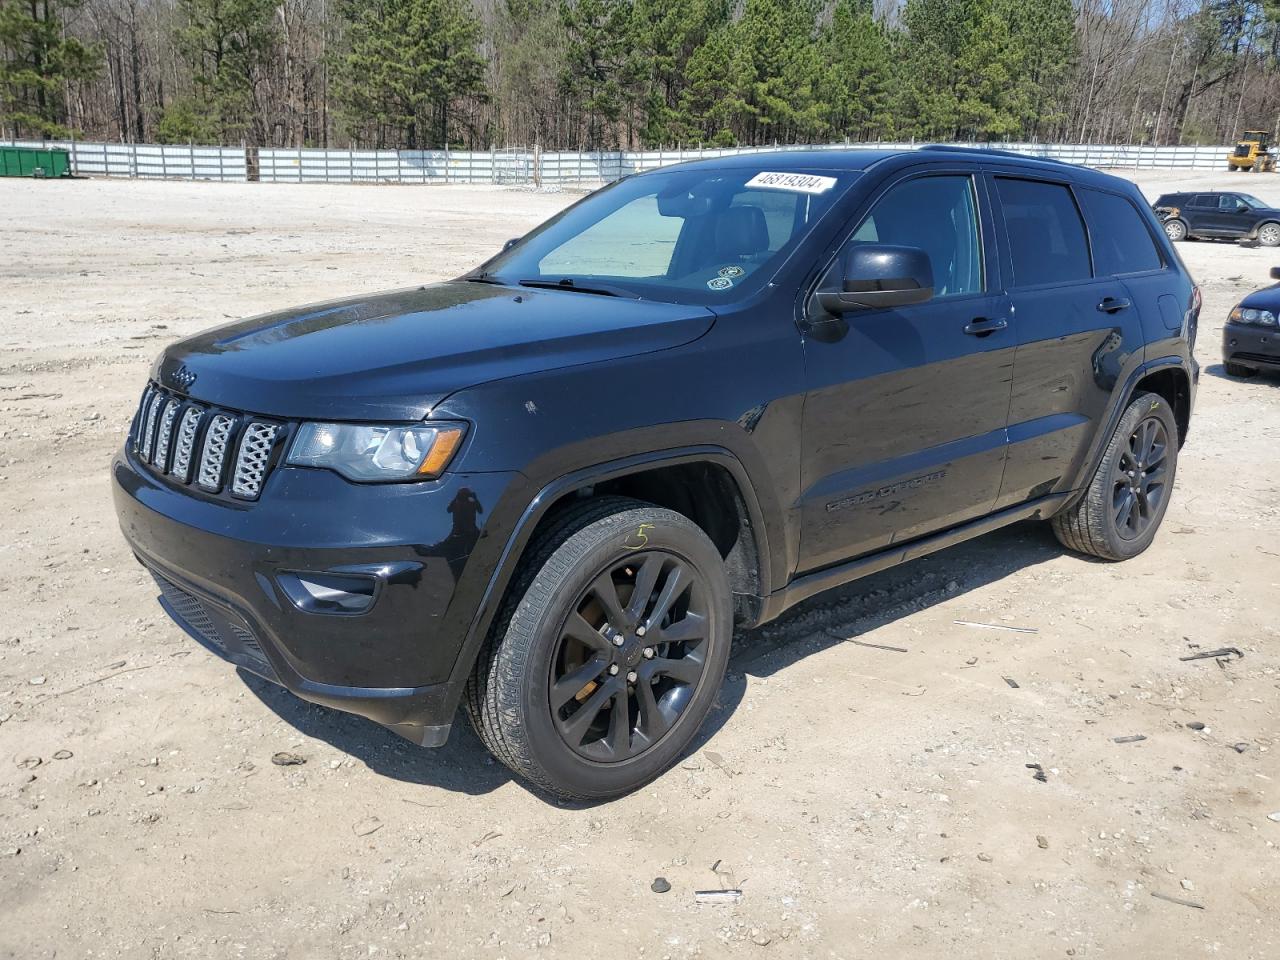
[1225,360,1257,378]
[1051,393,1178,561]
[1163,218,1187,242]
[1258,222,1280,246]
[465,497,732,800]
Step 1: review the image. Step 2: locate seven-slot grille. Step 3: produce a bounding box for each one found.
[131,384,285,500]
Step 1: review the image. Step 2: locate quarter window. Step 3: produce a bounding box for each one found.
[996,178,1091,287]
[1078,188,1162,276]
[839,175,983,298]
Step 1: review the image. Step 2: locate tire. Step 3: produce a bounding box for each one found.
[1225,360,1257,378]
[465,496,732,800]
[1051,392,1178,561]
[1163,218,1187,242]
[1257,222,1280,247]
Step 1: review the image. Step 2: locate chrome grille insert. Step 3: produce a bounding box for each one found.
[131,387,153,453]
[169,407,204,482]
[197,414,235,491]
[131,383,288,500]
[154,401,179,471]
[231,422,279,499]
[139,392,164,462]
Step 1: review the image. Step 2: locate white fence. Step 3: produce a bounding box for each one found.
[2,138,1236,185]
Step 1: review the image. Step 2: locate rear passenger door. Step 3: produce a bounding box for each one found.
[989,173,1146,510]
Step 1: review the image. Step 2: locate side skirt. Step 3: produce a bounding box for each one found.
[760,492,1071,623]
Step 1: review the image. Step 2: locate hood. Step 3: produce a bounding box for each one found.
[1239,283,1280,310]
[154,281,716,421]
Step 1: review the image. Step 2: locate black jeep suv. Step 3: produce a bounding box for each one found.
[114,147,1199,800]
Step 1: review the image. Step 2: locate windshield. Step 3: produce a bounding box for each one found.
[472,167,856,305]
[1239,194,1268,209]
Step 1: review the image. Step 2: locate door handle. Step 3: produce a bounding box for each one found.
[963,317,1008,336]
[1097,297,1132,313]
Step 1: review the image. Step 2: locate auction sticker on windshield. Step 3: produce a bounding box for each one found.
[745,171,837,194]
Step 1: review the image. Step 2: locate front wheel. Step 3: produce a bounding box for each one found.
[465,497,732,800]
[1258,222,1280,247]
[1163,218,1187,242]
[1051,393,1178,561]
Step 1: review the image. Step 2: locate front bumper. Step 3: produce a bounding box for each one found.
[112,445,518,745]
[1223,321,1280,371]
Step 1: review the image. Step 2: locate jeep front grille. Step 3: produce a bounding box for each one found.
[129,383,286,500]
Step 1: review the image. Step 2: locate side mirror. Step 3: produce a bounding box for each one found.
[502,237,521,252]
[816,244,934,314]
[1269,266,1280,281]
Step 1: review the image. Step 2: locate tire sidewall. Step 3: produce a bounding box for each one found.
[503,507,732,799]
[1097,393,1178,559]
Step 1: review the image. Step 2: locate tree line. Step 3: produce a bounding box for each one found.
[3,0,1280,151]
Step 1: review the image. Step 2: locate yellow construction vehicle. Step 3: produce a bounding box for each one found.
[1227,130,1276,172]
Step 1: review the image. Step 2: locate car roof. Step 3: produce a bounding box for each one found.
[658,146,1129,184]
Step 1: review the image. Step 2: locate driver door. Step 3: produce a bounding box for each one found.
[796,171,1015,573]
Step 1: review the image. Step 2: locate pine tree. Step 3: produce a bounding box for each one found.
[559,0,634,148]
[0,0,100,138]
[628,0,729,146]
[332,0,485,148]
[165,0,279,146]
[818,0,893,141]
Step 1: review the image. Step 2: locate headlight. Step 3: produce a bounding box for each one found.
[287,422,466,482]
[1229,306,1278,326]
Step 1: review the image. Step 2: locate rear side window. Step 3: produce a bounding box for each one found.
[1190,194,1215,208]
[1078,188,1162,276]
[996,177,1091,287]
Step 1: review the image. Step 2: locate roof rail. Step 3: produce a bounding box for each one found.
[919,144,1075,166]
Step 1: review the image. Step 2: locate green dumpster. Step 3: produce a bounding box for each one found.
[0,145,72,178]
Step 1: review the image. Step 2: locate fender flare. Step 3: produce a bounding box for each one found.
[438,444,774,711]
[1059,355,1193,513]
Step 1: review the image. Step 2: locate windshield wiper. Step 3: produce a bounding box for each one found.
[517,278,632,298]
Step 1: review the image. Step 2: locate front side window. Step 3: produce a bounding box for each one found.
[1078,188,1162,276]
[1219,195,1242,212]
[996,177,1091,288]
[837,175,983,298]
[476,167,855,305]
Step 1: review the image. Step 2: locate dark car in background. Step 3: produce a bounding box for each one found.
[1224,266,1280,377]
[114,147,1199,800]
[1154,190,1280,245]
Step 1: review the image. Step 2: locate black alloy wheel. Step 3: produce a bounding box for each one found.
[1051,391,1179,561]
[465,497,732,800]
[549,551,710,762]
[1111,415,1169,542]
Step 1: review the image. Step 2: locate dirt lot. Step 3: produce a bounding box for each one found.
[2,169,1278,959]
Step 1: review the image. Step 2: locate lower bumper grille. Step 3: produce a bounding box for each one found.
[151,571,276,680]
[1231,351,1280,366]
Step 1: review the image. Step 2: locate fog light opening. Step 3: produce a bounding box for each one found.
[278,571,378,615]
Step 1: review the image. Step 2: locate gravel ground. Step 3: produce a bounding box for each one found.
[1,171,1278,959]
